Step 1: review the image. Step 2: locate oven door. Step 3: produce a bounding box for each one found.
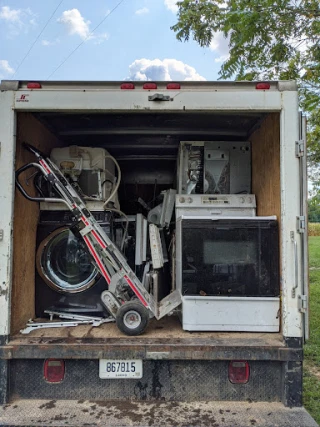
[178,217,280,298]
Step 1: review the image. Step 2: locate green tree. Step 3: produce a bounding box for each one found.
[308,195,320,222]
[171,0,320,167]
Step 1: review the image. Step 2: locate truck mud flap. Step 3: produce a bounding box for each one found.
[0,400,318,427]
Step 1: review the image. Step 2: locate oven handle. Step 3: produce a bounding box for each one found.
[291,231,298,298]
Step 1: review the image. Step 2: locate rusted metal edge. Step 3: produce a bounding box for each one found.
[0,344,302,361]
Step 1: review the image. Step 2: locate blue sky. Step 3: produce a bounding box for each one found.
[0,0,229,81]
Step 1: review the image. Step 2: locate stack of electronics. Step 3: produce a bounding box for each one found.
[36,146,118,317]
[175,141,280,332]
[35,145,176,319]
[34,141,280,334]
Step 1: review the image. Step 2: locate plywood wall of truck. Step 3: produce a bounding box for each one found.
[250,113,281,219]
[250,113,281,327]
[11,113,62,334]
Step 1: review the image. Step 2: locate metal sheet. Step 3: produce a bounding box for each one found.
[0,91,15,337]
[280,91,303,338]
[12,90,283,111]
[182,297,280,332]
[9,359,283,402]
[2,79,290,91]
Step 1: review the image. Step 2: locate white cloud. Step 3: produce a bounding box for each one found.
[209,31,230,63]
[209,32,229,53]
[41,38,60,46]
[164,0,178,13]
[214,55,229,63]
[58,9,108,44]
[58,9,91,40]
[42,39,52,46]
[0,6,21,22]
[93,32,109,45]
[0,59,15,77]
[128,59,206,81]
[0,6,36,36]
[135,7,149,15]
[288,36,311,54]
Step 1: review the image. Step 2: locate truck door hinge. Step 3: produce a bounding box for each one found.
[0,229,3,241]
[295,140,305,158]
[298,295,308,313]
[297,216,306,233]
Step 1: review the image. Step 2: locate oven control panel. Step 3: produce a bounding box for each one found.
[176,194,256,209]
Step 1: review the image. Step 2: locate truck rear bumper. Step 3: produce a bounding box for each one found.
[0,330,304,408]
[0,399,318,427]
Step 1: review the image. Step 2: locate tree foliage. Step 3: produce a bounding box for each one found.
[309,195,320,222]
[172,0,320,167]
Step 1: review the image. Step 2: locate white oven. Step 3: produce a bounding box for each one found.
[175,195,280,332]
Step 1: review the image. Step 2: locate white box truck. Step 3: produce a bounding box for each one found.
[0,79,317,426]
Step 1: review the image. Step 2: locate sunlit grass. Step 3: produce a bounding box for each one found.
[303,237,320,424]
[308,223,320,237]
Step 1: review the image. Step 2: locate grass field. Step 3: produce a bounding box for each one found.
[308,223,320,237]
[304,236,320,424]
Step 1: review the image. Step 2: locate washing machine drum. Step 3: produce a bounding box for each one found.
[37,227,98,293]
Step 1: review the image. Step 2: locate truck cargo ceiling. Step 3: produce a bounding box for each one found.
[32,112,265,153]
[58,128,248,136]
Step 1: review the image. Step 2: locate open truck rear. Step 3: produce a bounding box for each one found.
[0,80,317,426]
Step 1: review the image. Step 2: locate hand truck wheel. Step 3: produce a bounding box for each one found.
[116,301,149,336]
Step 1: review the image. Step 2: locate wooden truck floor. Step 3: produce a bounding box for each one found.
[1,316,294,362]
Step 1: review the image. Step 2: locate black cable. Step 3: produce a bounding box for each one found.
[46,0,126,80]
[12,0,64,77]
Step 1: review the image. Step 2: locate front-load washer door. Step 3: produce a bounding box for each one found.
[37,227,99,293]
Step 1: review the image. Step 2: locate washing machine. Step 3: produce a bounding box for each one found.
[35,209,113,318]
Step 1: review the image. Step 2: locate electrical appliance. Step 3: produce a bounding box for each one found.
[35,145,121,317]
[177,141,251,195]
[176,194,256,217]
[50,145,119,207]
[175,194,280,332]
[35,209,113,317]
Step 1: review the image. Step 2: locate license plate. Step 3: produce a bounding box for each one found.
[99,359,143,379]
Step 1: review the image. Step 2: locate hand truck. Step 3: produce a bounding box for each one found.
[15,143,181,335]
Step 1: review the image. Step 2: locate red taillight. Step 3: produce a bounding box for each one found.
[27,82,42,89]
[44,359,65,383]
[143,83,157,90]
[120,83,135,90]
[167,83,180,90]
[228,361,250,384]
[256,83,270,90]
